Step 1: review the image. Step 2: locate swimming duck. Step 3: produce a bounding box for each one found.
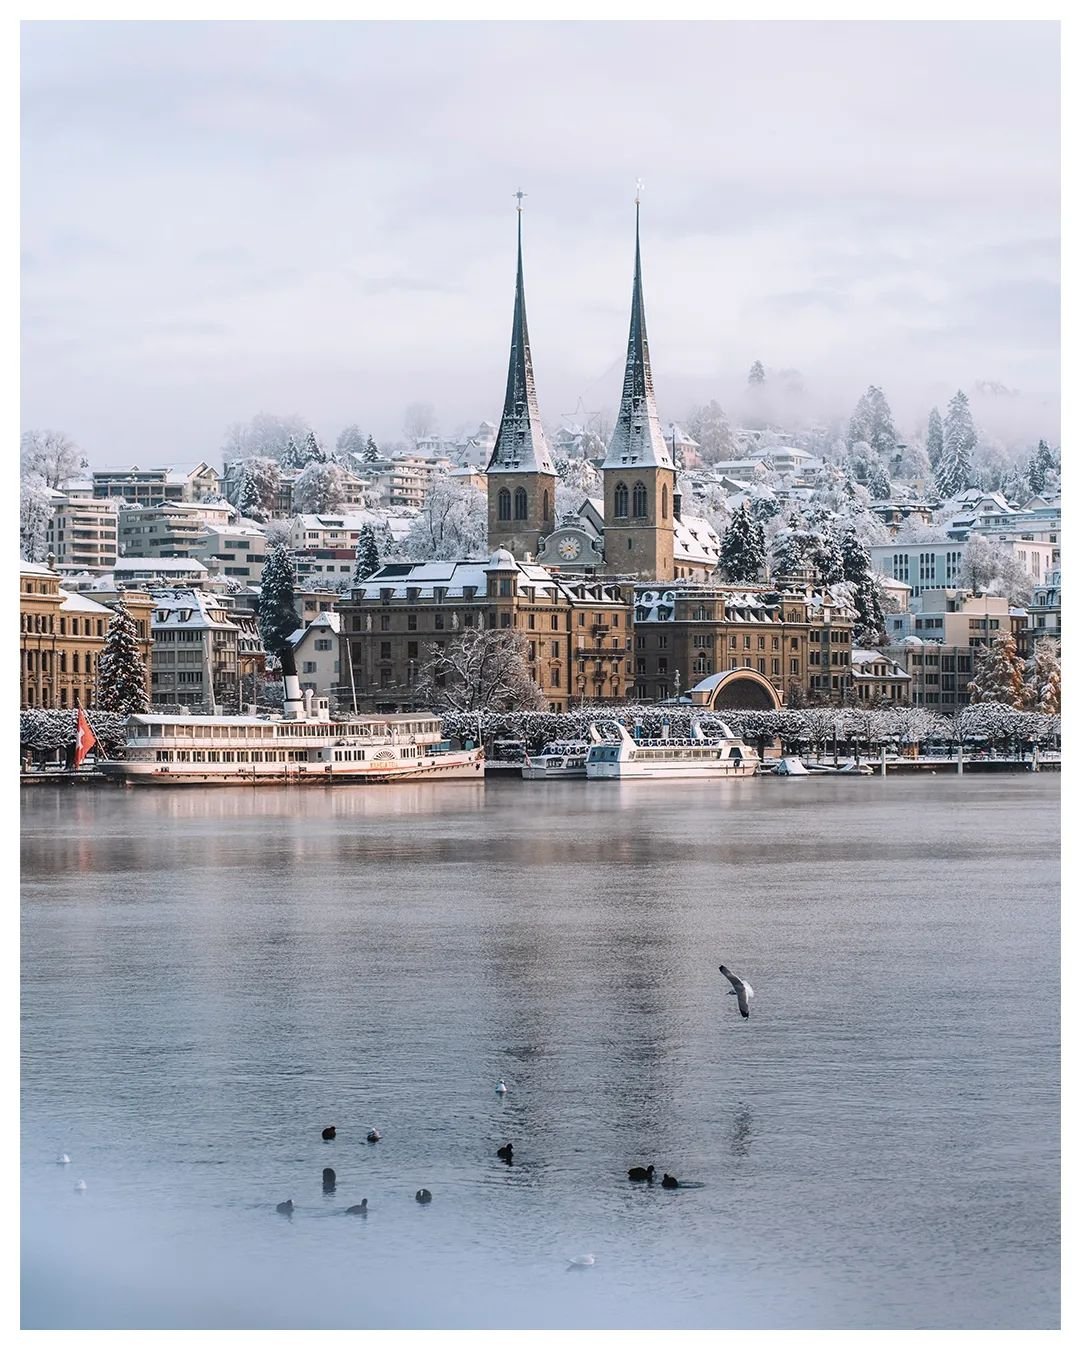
[345,1199,368,1215]
[366,1129,382,1143]
[415,1189,432,1204]
[497,1142,513,1162]
[56,1154,71,1165]
[322,1125,337,1141]
[628,1165,655,1182]
[276,1199,294,1214]
[74,1179,87,1192]
[322,1168,336,1193]
[661,1174,680,1189]
[495,1079,508,1095]
[567,1253,596,1268]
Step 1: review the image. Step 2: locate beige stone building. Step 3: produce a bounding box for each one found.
[337,551,631,713]
[20,562,153,709]
[633,581,856,706]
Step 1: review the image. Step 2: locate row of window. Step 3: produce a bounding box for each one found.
[496,487,552,523]
[22,650,97,674]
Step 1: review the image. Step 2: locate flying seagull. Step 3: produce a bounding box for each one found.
[719,965,754,1019]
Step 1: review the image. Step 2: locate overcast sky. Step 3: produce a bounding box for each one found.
[21,20,1060,464]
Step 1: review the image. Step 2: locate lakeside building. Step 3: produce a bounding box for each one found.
[850,648,912,705]
[631,580,856,706]
[337,552,631,713]
[885,589,1021,649]
[45,491,119,573]
[149,589,263,712]
[885,639,975,712]
[20,561,153,709]
[289,611,341,699]
[1027,568,1061,646]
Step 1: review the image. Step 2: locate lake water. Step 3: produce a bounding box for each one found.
[21,776,1060,1330]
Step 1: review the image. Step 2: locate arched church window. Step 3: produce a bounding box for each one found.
[632,481,647,518]
[514,487,528,520]
[662,485,669,520]
[614,482,629,518]
[498,488,512,522]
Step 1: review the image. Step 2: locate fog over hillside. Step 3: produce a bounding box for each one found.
[21,21,1059,462]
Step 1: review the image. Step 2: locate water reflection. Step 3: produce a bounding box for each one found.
[21,778,1060,1330]
[730,1105,752,1159]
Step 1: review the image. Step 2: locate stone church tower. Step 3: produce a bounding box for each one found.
[486,201,557,559]
[601,200,676,581]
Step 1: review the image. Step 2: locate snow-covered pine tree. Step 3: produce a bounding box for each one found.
[279,436,304,472]
[1025,637,1060,715]
[866,386,898,458]
[748,361,766,386]
[926,408,945,468]
[336,425,366,459]
[839,527,885,642]
[96,598,150,714]
[967,631,1026,709]
[806,513,846,585]
[717,503,765,583]
[866,459,892,500]
[236,471,265,523]
[769,519,812,579]
[936,390,977,498]
[351,525,381,585]
[258,544,301,661]
[846,390,874,451]
[301,429,326,466]
[362,435,380,464]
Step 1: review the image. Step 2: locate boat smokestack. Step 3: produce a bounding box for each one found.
[280,646,304,720]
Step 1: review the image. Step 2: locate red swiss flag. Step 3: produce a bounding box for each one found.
[74,708,97,769]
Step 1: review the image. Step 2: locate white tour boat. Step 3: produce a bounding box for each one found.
[584,720,760,780]
[521,739,593,780]
[97,677,483,786]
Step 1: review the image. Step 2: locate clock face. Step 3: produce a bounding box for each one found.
[558,536,582,561]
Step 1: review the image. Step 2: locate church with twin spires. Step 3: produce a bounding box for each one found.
[484,199,718,584]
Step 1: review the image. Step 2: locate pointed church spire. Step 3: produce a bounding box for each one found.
[487,195,555,476]
[603,191,674,470]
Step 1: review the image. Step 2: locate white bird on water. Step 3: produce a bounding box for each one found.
[567,1253,596,1269]
[719,964,754,1019]
[495,1079,508,1095]
[56,1154,71,1165]
[74,1180,87,1192]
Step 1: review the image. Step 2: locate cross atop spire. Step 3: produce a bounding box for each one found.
[487,196,555,476]
[603,194,673,470]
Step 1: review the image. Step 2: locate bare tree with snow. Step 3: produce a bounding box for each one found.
[414,627,545,713]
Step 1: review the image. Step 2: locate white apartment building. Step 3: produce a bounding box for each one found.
[290,611,341,701]
[118,501,234,558]
[884,589,1015,649]
[870,537,1053,598]
[46,492,119,572]
[189,524,269,584]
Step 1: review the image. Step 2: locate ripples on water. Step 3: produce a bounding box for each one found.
[21,777,1059,1329]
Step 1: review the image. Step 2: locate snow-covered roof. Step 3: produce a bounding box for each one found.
[851,648,910,673]
[289,611,342,647]
[114,557,208,573]
[150,589,239,631]
[58,589,112,614]
[673,514,721,567]
[20,560,55,575]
